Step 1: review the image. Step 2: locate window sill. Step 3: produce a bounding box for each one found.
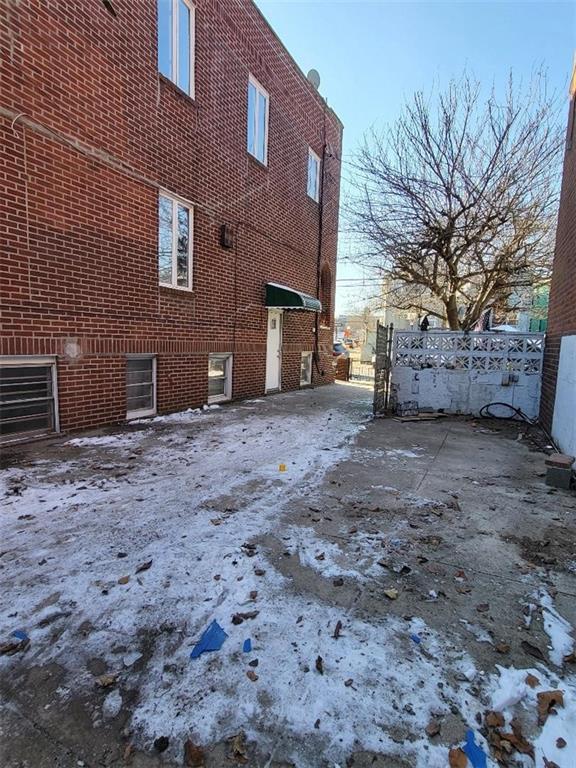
[158,73,197,106]
[208,394,230,404]
[127,409,156,420]
[159,284,194,294]
[247,152,268,171]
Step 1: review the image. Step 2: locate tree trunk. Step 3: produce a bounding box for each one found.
[445,295,461,331]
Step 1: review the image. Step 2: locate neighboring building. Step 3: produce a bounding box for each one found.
[541,62,576,454]
[0,0,342,443]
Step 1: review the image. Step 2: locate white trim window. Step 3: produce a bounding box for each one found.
[157,0,195,97]
[307,148,321,202]
[208,354,233,403]
[247,75,269,165]
[0,356,59,443]
[158,192,193,290]
[300,352,313,385]
[126,356,157,419]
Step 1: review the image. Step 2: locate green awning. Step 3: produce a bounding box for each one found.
[265,283,322,312]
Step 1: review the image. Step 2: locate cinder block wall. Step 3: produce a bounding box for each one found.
[0,0,341,432]
[541,88,576,432]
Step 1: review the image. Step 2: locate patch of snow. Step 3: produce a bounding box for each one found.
[102,689,123,719]
[67,434,142,448]
[538,589,575,666]
[459,620,493,645]
[385,448,425,459]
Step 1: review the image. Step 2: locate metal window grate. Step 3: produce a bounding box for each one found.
[0,364,56,442]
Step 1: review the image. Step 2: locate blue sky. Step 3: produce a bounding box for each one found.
[254,0,575,313]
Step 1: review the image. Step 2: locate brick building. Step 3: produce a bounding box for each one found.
[0,0,343,443]
[540,61,576,455]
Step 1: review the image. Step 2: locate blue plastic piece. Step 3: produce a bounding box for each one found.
[12,630,29,642]
[243,638,252,653]
[463,730,487,768]
[190,620,228,659]
[410,633,421,644]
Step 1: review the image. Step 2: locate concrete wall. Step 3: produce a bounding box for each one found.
[391,367,542,419]
[551,335,576,456]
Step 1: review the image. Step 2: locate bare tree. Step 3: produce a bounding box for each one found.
[347,74,563,330]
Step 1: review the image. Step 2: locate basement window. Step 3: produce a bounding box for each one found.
[158,192,193,290]
[307,148,320,202]
[300,352,313,385]
[247,75,269,165]
[208,354,232,403]
[0,357,59,443]
[157,0,195,97]
[126,356,156,419]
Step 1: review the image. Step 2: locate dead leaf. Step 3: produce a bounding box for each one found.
[556,737,567,749]
[184,739,205,767]
[425,720,441,737]
[232,610,259,625]
[525,673,540,688]
[344,678,354,687]
[543,760,560,768]
[230,732,248,764]
[564,651,576,663]
[118,575,130,585]
[485,711,505,728]
[254,568,266,576]
[95,673,117,688]
[383,588,398,600]
[135,560,152,573]
[456,584,472,594]
[315,552,325,561]
[448,747,468,768]
[333,620,343,639]
[476,603,490,613]
[521,640,545,661]
[0,638,29,655]
[537,690,564,725]
[249,591,258,600]
[246,670,258,682]
[333,577,344,587]
[494,642,510,654]
[315,655,324,674]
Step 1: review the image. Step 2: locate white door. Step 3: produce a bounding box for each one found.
[265,310,282,392]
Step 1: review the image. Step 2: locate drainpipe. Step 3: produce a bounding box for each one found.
[313,109,328,383]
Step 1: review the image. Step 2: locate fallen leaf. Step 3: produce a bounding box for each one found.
[564,651,576,663]
[556,737,567,749]
[543,760,560,768]
[383,588,398,600]
[184,739,205,767]
[315,655,324,674]
[246,670,258,682]
[0,638,29,655]
[315,552,325,561]
[456,584,472,594]
[525,673,540,688]
[344,678,354,687]
[249,590,258,600]
[448,747,468,768]
[230,732,248,764]
[521,640,545,661]
[153,736,169,753]
[333,577,344,587]
[314,718,320,729]
[118,575,130,585]
[232,610,259,625]
[135,560,152,573]
[494,642,510,654]
[485,711,505,728]
[425,720,441,737]
[476,603,490,613]
[95,673,117,688]
[333,620,343,639]
[537,690,564,725]
[254,568,266,576]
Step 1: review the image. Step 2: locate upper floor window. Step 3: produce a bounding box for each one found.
[307,148,321,202]
[158,193,193,290]
[157,0,195,97]
[247,76,269,165]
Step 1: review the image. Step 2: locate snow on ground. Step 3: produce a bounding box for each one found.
[1,390,575,767]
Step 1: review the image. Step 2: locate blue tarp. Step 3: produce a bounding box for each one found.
[190,620,228,659]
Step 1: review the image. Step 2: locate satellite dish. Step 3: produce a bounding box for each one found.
[307,69,321,90]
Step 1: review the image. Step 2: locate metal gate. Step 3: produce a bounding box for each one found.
[373,322,394,414]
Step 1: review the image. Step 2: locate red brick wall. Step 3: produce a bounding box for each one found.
[0,0,342,433]
[540,93,576,430]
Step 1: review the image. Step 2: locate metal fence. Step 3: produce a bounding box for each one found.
[350,359,375,382]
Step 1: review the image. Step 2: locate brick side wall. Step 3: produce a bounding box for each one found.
[540,94,576,431]
[0,0,342,434]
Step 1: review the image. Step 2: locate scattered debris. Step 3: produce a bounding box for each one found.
[95,673,117,688]
[383,588,398,600]
[190,620,228,659]
[333,620,343,639]
[463,730,487,768]
[243,639,252,653]
[494,642,510,654]
[135,560,152,574]
[246,670,258,682]
[425,719,441,737]
[333,577,344,586]
[118,575,130,585]
[231,610,259,625]
[410,633,421,644]
[0,629,30,655]
[556,737,567,749]
[344,679,354,687]
[448,747,468,768]
[525,673,540,688]
[315,655,324,674]
[485,711,504,728]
